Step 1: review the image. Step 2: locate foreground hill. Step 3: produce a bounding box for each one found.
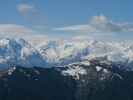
[0,57,133,100]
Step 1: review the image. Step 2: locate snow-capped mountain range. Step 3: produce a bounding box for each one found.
[0,37,133,69]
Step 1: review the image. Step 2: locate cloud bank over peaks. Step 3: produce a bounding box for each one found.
[0,24,48,44]
[0,24,33,38]
[54,15,133,34]
[0,24,32,34]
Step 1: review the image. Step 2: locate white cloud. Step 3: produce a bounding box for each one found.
[0,24,34,39]
[54,15,133,33]
[0,24,33,38]
[0,24,32,33]
[17,4,35,16]
[0,24,50,44]
[26,34,49,45]
[17,3,45,26]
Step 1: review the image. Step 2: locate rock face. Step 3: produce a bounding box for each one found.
[0,57,133,100]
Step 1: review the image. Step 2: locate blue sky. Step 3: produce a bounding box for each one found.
[0,0,133,40]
